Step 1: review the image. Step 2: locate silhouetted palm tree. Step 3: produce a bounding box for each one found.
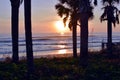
[24,0,34,75]
[10,0,23,63]
[55,0,97,64]
[100,0,120,56]
[55,0,80,58]
[78,0,97,66]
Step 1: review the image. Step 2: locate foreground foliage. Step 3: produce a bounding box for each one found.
[0,53,120,80]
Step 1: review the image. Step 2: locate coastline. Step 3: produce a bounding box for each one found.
[0,52,75,61]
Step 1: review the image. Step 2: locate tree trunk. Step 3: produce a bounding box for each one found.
[72,23,77,58]
[24,0,34,75]
[80,13,89,67]
[107,20,112,56]
[11,4,19,63]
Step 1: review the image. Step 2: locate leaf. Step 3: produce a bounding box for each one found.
[68,21,72,30]
[63,16,68,27]
[94,0,97,6]
[55,3,70,17]
[59,0,67,4]
[116,15,119,24]
[112,21,116,27]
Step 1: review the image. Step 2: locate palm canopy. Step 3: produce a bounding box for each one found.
[55,0,79,30]
[55,0,97,30]
[100,0,120,26]
[10,0,23,7]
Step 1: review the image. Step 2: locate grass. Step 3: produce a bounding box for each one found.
[0,53,120,80]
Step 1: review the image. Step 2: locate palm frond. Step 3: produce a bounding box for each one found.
[67,0,79,9]
[94,0,98,6]
[116,14,119,24]
[68,20,72,30]
[63,16,69,27]
[55,3,70,17]
[88,6,94,20]
[100,11,107,22]
[55,0,97,31]
[59,0,66,4]
[112,19,116,27]
[100,3,120,27]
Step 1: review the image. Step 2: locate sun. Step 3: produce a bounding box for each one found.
[55,21,66,34]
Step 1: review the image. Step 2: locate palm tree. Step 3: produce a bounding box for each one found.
[100,0,120,56]
[10,0,23,63]
[55,0,80,58]
[78,0,97,66]
[24,0,34,75]
[55,0,97,65]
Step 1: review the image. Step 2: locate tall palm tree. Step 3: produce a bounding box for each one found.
[24,0,34,75]
[55,0,97,64]
[78,0,97,66]
[10,0,23,63]
[100,0,120,56]
[55,0,80,58]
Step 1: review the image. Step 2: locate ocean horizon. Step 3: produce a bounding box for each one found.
[0,32,120,59]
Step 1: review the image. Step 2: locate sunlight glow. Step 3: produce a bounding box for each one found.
[58,49,66,54]
[55,20,67,34]
[58,45,67,54]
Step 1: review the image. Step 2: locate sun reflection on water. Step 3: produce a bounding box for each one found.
[58,45,67,54]
[58,49,67,54]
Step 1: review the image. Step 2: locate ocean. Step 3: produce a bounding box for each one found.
[0,32,120,59]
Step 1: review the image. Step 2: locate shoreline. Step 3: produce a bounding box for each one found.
[0,52,75,61]
[0,50,101,61]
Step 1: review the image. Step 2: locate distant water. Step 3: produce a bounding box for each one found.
[0,33,120,59]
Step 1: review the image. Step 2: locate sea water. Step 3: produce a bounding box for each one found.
[0,33,120,59]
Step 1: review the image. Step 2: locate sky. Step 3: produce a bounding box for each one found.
[0,0,120,34]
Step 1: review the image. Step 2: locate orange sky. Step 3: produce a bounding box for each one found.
[0,0,120,34]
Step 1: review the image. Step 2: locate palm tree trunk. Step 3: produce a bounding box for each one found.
[11,4,19,63]
[72,23,77,58]
[107,20,112,56]
[80,13,88,67]
[24,0,34,75]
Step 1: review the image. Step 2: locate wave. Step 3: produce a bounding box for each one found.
[0,33,120,55]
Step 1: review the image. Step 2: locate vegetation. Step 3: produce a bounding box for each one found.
[0,53,120,80]
[100,0,120,56]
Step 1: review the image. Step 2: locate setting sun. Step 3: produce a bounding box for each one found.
[55,21,67,34]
